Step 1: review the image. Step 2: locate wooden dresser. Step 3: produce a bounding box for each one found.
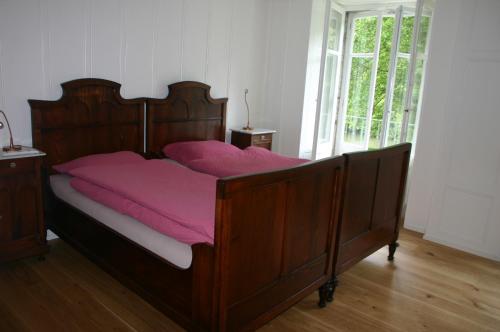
[230,128,276,150]
[0,151,48,263]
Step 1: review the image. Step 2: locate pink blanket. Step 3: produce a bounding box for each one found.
[69,160,217,245]
[186,146,309,178]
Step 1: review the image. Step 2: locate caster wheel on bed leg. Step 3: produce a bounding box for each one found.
[318,283,328,308]
[388,241,399,261]
[326,276,338,302]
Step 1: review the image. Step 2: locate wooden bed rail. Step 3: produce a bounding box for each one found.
[211,156,345,331]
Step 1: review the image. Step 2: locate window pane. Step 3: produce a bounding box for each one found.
[407,14,432,143]
[319,54,338,142]
[399,16,414,53]
[417,16,431,54]
[406,58,424,142]
[344,57,373,147]
[352,16,377,53]
[369,16,395,150]
[328,10,342,51]
[387,56,410,146]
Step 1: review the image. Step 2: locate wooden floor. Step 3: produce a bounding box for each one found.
[1,230,499,332]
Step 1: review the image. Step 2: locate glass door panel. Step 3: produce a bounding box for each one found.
[369,16,395,149]
[406,13,432,143]
[344,57,373,147]
[342,15,378,152]
[406,57,424,142]
[328,9,342,51]
[352,17,377,53]
[318,53,338,143]
[315,6,344,159]
[385,13,413,146]
[334,0,433,155]
[386,56,410,146]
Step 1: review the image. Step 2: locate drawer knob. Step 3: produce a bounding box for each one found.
[261,135,266,140]
[9,162,16,169]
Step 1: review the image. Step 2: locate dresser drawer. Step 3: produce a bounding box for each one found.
[0,158,35,176]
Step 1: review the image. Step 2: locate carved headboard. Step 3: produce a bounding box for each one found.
[146,81,227,155]
[29,79,145,172]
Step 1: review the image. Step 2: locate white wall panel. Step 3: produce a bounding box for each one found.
[259,0,313,156]
[120,0,155,97]
[91,0,123,82]
[205,0,232,98]
[153,0,183,97]
[404,0,461,233]
[279,0,313,157]
[0,0,45,146]
[226,0,268,135]
[46,0,87,98]
[259,0,290,152]
[181,0,210,82]
[0,0,268,146]
[406,0,500,261]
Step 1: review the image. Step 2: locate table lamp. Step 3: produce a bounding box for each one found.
[0,110,22,152]
[242,89,253,131]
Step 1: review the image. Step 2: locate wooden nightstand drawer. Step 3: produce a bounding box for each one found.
[252,134,273,144]
[0,158,35,176]
[253,142,272,150]
[231,129,276,151]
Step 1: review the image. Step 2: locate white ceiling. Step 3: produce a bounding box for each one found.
[336,0,416,4]
[334,0,417,11]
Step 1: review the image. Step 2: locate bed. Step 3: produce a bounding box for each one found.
[29,79,345,331]
[327,143,411,301]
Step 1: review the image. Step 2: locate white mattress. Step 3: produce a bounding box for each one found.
[49,174,193,269]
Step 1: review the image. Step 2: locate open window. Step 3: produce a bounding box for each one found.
[309,0,434,159]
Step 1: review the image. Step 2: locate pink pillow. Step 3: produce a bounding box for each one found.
[187,146,309,177]
[162,140,241,164]
[53,151,145,174]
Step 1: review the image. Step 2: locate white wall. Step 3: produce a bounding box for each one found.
[405,0,500,261]
[0,0,268,147]
[259,0,314,157]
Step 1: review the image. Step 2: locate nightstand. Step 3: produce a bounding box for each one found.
[0,150,48,263]
[231,128,277,150]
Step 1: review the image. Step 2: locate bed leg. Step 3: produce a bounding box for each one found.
[326,276,338,302]
[318,283,329,308]
[388,241,399,261]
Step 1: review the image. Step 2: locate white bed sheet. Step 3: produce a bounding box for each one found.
[49,174,193,269]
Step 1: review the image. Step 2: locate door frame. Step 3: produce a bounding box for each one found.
[335,8,403,154]
[311,0,346,160]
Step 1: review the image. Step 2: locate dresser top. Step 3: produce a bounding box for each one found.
[231,128,277,135]
[0,147,46,160]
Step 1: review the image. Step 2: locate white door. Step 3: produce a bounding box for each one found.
[419,0,500,260]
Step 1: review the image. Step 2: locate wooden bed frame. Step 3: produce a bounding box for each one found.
[29,79,345,331]
[326,143,411,301]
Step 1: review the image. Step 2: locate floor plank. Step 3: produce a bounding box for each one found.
[0,230,499,331]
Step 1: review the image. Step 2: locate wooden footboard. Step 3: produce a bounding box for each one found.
[211,156,344,331]
[334,143,411,275]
